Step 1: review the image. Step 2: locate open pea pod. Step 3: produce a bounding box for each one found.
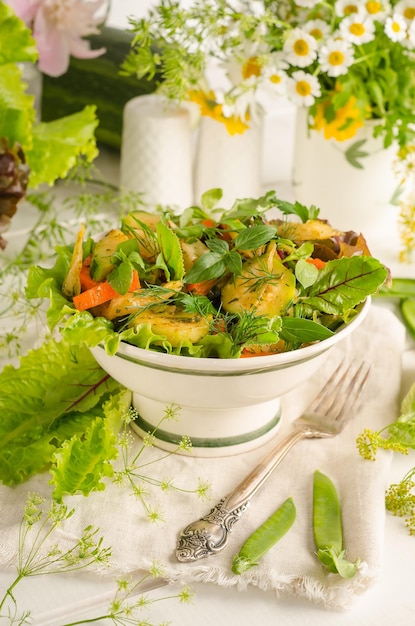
[313,470,360,579]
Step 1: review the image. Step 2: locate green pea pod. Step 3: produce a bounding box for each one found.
[313,470,360,579]
[400,298,415,340]
[231,497,296,575]
[377,277,415,299]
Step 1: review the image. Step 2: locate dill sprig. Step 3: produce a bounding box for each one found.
[356,381,415,535]
[0,494,195,626]
[112,406,211,525]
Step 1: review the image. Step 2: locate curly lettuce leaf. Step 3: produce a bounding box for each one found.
[0,338,129,498]
[0,5,99,188]
[0,2,38,66]
[27,106,99,187]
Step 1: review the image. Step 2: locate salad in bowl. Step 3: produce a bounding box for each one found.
[27,190,388,360]
[26,190,388,456]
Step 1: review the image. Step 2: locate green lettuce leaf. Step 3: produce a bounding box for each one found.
[0,3,38,66]
[0,338,129,499]
[27,107,99,187]
[301,256,387,315]
[0,5,99,188]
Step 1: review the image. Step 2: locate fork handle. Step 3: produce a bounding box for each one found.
[176,427,306,562]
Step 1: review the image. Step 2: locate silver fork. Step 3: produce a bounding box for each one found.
[176,361,371,562]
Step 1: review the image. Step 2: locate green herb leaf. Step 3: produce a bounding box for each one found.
[156,220,185,281]
[107,261,133,295]
[302,256,388,315]
[184,252,227,283]
[280,317,334,343]
[295,258,318,288]
[234,224,276,250]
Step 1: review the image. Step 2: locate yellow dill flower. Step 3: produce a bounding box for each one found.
[313,95,365,141]
[187,89,250,134]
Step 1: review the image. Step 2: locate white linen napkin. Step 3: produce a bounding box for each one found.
[0,305,406,610]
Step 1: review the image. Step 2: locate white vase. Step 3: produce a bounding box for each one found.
[292,108,400,234]
[193,116,263,209]
[120,94,193,210]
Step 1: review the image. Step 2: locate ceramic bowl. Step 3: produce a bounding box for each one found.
[90,298,370,457]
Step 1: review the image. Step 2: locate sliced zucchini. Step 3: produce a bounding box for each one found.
[90,229,128,282]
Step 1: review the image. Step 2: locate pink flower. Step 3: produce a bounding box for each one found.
[7,0,107,77]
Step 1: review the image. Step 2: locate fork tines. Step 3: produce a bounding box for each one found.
[310,361,371,421]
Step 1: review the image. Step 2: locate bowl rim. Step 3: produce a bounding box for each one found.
[95,297,371,374]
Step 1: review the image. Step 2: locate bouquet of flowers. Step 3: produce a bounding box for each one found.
[124,0,415,152]
[5,0,109,76]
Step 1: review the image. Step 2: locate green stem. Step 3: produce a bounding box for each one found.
[61,614,112,626]
[0,573,24,612]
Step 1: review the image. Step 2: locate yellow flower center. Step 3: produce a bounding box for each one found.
[242,57,261,79]
[343,4,359,14]
[310,28,323,39]
[296,80,312,97]
[270,74,282,84]
[365,1,382,14]
[350,23,365,36]
[328,51,345,66]
[404,7,415,19]
[293,39,310,56]
[392,21,402,32]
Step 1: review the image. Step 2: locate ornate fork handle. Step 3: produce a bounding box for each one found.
[176,427,307,562]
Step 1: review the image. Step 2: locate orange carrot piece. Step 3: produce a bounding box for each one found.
[306,257,326,269]
[187,278,218,296]
[74,267,141,310]
[73,282,119,311]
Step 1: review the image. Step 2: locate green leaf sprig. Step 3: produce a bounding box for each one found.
[357,379,415,534]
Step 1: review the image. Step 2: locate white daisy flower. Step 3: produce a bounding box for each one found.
[318,38,355,77]
[384,13,408,40]
[287,70,321,106]
[395,0,415,23]
[362,0,391,21]
[340,13,376,43]
[283,28,318,68]
[334,0,362,18]
[303,19,331,42]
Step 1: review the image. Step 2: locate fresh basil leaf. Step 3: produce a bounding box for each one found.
[234,224,276,250]
[295,258,318,289]
[201,188,223,210]
[157,221,185,281]
[184,253,226,283]
[225,250,243,275]
[280,317,334,343]
[207,238,229,254]
[107,262,133,295]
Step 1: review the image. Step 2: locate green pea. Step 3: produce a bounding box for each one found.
[231,497,296,575]
[400,298,415,340]
[312,470,360,579]
[313,469,343,554]
[377,277,415,299]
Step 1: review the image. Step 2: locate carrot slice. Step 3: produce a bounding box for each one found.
[73,282,119,311]
[186,278,218,296]
[306,257,326,269]
[74,267,141,311]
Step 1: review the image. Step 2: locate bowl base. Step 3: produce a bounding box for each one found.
[129,394,282,457]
